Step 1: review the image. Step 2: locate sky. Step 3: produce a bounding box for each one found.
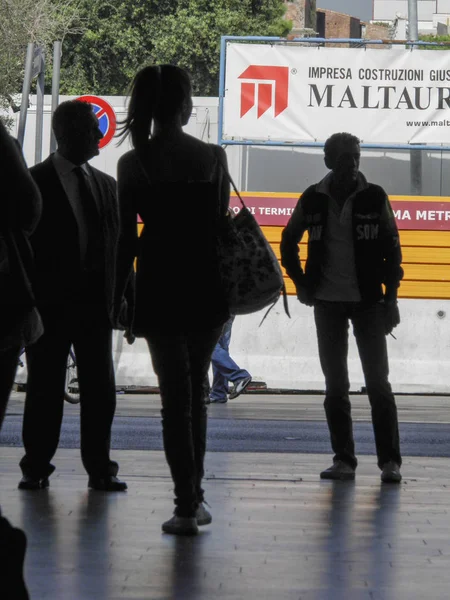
[316,0,373,22]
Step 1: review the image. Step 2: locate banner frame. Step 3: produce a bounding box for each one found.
[218,35,450,152]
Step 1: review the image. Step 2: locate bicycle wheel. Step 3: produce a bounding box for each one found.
[64,348,80,404]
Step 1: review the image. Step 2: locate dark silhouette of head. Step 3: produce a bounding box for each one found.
[117,64,193,150]
[324,132,361,187]
[52,100,103,165]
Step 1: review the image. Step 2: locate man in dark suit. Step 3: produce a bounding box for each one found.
[18,100,127,492]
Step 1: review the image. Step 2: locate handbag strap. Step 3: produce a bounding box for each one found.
[215,150,247,210]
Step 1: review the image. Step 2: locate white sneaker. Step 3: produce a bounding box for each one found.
[196,503,212,526]
[229,376,252,399]
[320,460,355,481]
[161,515,198,535]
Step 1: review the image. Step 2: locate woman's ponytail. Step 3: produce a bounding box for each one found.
[116,66,162,150]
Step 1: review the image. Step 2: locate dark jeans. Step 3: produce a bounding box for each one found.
[146,326,223,518]
[209,316,251,401]
[20,304,119,480]
[314,300,401,470]
[0,345,22,428]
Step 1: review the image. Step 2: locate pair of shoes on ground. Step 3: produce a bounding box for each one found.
[162,502,212,535]
[380,460,402,483]
[18,475,49,490]
[18,474,127,492]
[88,475,128,491]
[320,459,402,483]
[320,460,356,481]
[206,396,227,404]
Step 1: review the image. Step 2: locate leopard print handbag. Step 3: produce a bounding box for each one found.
[217,164,290,321]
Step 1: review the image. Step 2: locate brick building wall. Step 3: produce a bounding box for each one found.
[363,22,392,49]
[316,9,362,46]
[283,0,316,30]
[283,3,390,50]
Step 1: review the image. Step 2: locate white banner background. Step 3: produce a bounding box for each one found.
[223,43,450,145]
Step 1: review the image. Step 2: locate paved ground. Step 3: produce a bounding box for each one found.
[2,413,450,456]
[1,392,449,599]
[6,390,450,423]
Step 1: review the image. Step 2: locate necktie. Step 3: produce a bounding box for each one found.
[72,166,100,269]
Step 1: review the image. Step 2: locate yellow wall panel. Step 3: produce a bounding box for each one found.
[402,247,450,264]
[400,230,450,247]
[398,280,450,299]
[402,264,450,281]
[261,223,450,299]
[263,227,450,249]
[283,275,450,299]
[272,241,450,266]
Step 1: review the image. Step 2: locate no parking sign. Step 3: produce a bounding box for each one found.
[75,95,117,149]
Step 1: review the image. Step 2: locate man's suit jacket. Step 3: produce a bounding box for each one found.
[29,155,120,327]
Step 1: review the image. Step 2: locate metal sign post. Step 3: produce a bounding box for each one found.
[34,46,45,164]
[408,0,422,195]
[17,43,45,164]
[17,43,34,147]
[50,41,62,154]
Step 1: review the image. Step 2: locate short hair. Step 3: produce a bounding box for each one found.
[52,100,95,142]
[324,132,360,160]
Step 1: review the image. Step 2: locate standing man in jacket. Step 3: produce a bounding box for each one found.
[280,132,403,483]
[19,100,127,492]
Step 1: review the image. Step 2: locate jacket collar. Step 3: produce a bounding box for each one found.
[315,171,369,198]
[52,151,91,177]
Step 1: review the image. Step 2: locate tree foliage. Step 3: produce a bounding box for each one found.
[418,34,450,49]
[59,0,292,96]
[0,0,82,123]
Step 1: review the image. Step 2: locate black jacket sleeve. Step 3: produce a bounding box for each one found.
[280,191,309,288]
[377,186,404,303]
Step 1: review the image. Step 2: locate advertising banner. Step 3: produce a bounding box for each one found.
[223,43,450,145]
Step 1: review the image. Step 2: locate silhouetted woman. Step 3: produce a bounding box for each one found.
[116,65,230,535]
[0,119,43,599]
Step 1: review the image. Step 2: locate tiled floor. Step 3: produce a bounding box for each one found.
[0,447,449,599]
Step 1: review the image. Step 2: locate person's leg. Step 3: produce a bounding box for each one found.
[20,316,70,482]
[210,316,250,396]
[146,332,198,519]
[210,318,232,401]
[0,346,22,428]
[73,322,120,480]
[351,302,402,469]
[314,301,357,470]
[202,376,210,402]
[186,327,223,505]
[210,361,228,402]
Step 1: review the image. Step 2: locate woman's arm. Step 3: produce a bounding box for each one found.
[0,121,42,234]
[116,153,139,307]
